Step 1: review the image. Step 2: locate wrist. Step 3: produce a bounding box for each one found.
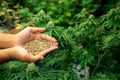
[0,48,13,63]
[7,47,17,60]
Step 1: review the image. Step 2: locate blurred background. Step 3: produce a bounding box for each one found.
[0,0,120,80]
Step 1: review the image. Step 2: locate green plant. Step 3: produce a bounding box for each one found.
[0,61,64,80]
[1,0,120,80]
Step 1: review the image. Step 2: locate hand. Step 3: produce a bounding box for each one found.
[8,46,57,62]
[16,27,57,46]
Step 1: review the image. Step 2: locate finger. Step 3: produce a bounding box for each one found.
[30,27,46,33]
[24,54,44,62]
[52,42,58,46]
[36,34,57,42]
[38,46,58,57]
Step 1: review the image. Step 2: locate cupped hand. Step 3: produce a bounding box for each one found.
[16,27,54,43]
[9,46,57,62]
[16,27,58,47]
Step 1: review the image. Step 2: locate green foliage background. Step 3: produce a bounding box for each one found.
[0,0,120,80]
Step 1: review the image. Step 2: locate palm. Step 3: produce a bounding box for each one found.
[11,46,44,62]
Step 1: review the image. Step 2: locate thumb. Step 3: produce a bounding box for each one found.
[30,27,46,33]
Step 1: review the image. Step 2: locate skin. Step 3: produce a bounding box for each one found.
[0,27,58,63]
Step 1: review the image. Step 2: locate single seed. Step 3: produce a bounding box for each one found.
[23,39,53,55]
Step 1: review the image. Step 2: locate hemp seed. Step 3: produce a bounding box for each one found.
[23,39,53,55]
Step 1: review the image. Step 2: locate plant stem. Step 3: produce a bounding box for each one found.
[90,50,107,77]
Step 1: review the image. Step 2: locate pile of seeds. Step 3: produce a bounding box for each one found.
[23,39,53,55]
